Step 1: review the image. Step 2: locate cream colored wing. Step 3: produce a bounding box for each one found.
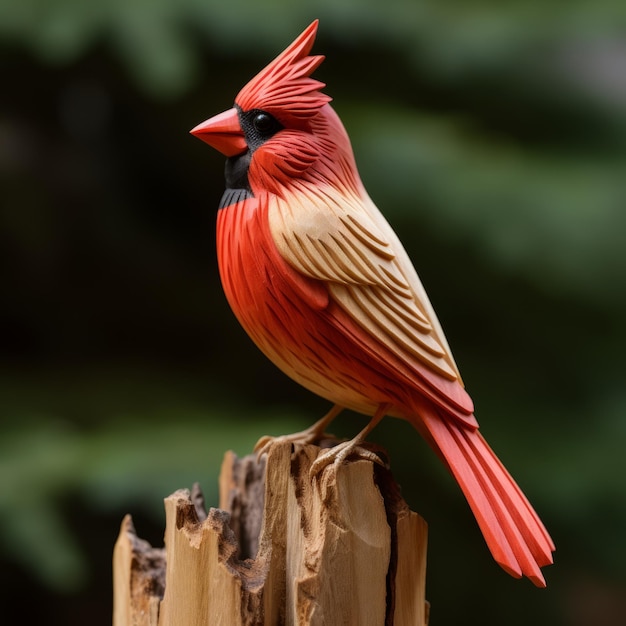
[268,182,462,384]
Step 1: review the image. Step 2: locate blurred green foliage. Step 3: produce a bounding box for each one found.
[1,0,625,624]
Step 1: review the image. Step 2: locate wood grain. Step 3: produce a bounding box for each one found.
[112,440,428,625]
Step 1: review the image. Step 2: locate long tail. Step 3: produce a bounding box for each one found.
[416,406,555,587]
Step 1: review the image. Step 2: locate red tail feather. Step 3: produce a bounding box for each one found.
[417,406,554,587]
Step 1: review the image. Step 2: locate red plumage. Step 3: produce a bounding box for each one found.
[192,20,554,586]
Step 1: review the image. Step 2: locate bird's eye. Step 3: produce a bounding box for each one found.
[252,112,277,135]
[239,108,283,149]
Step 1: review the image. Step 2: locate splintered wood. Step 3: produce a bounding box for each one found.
[112,440,428,625]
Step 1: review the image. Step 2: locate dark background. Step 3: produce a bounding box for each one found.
[1,2,626,624]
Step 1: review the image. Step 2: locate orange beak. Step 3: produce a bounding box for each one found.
[190,108,248,157]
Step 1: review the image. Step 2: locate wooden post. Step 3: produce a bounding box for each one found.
[113,440,429,625]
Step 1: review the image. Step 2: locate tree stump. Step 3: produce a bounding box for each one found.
[112,439,429,625]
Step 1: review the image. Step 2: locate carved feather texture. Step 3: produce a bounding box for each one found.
[236,20,331,125]
[269,184,462,384]
[203,20,554,586]
[419,405,555,586]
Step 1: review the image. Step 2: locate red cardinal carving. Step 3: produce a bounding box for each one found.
[191,20,554,586]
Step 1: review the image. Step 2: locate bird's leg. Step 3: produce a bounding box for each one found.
[254,404,343,458]
[309,403,391,479]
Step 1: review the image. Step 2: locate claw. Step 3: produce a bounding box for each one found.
[310,403,391,480]
[254,404,344,460]
[254,430,316,460]
[310,440,389,479]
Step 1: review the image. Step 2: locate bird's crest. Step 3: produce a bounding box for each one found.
[236,21,331,122]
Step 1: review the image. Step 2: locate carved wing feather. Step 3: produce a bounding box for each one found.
[268,184,465,388]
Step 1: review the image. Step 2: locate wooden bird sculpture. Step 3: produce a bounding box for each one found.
[191,20,554,586]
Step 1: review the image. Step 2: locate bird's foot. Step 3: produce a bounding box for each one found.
[309,439,389,479]
[254,405,344,460]
[309,439,389,502]
[254,426,334,459]
[309,403,391,479]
